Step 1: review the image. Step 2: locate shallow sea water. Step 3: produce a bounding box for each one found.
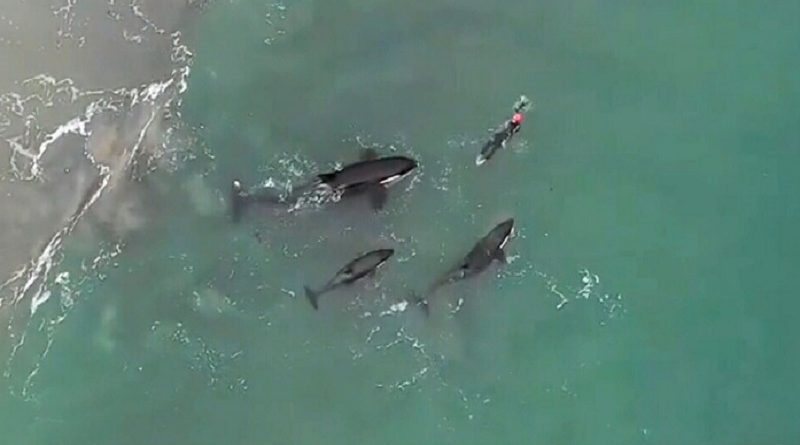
[1,1,799,444]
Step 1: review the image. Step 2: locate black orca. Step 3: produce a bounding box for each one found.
[230,150,418,221]
[317,149,417,210]
[304,248,395,310]
[412,219,515,313]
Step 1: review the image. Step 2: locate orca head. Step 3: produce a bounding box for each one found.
[494,218,515,249]
[379,157,417,186]
[375,248,395,262]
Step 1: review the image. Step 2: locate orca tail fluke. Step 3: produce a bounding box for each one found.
[231,180,248,222]
[304,286,320,310]
[368,186,388,211]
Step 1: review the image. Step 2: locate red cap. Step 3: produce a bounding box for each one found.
[512,113,524,125]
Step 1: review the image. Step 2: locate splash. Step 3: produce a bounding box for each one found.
[353,300,486,419]
[53,0,82,47]
[147,320,248,394]
[263,2,288,46]
[537,269,626,323]
[378,300,408,317]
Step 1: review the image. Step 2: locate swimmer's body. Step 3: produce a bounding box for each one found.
[476,95,531,165]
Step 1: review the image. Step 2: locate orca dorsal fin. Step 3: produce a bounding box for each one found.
[360,148,379,161]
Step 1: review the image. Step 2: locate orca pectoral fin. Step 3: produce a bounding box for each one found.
[368,186,389,211]
[304,286,321,310]
[359,148,379,161]
[494,249,508,264]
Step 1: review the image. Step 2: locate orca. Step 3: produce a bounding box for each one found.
[304,248,395,310]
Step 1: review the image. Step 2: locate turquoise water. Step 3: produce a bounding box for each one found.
[2,1,799,444]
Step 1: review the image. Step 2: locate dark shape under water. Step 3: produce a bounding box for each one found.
[230,179,285,222]
[304,248,395,310]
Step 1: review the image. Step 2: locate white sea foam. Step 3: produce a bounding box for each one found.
[378,300,407,317]
[537,269,626,321]
[1,15,195,397]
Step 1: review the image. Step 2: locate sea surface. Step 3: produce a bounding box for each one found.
[1,1,799,444]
